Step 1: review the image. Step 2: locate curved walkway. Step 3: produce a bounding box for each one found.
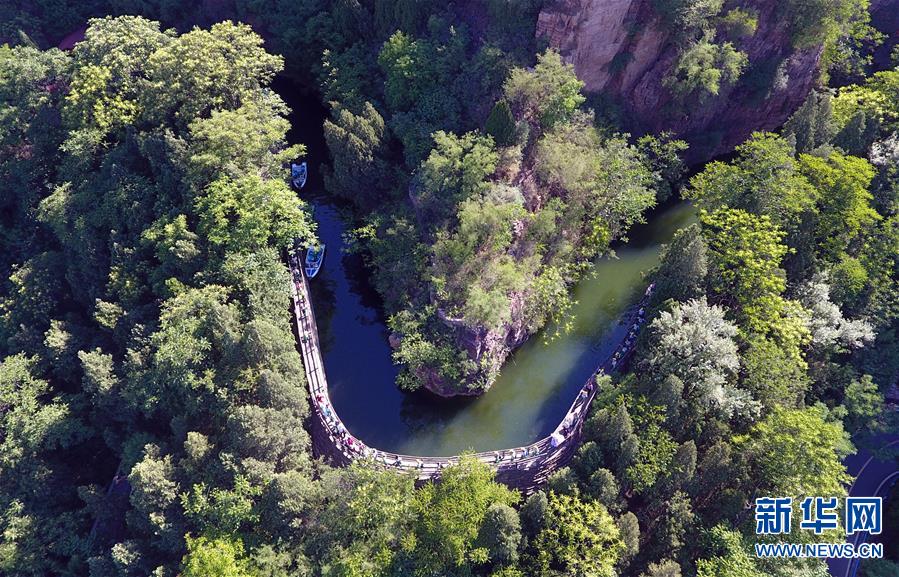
[289,252,652,491]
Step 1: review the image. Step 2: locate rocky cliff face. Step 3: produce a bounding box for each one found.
[536,0,824,162]
[417,296,531,397]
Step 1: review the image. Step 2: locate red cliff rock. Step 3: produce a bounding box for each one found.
[536,0,824,162]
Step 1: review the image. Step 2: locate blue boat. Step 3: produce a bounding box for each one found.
[305,244,325,278]
[291,162,308,189]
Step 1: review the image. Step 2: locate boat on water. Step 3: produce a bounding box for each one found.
[291,162,308,189]
[305,244,326,278]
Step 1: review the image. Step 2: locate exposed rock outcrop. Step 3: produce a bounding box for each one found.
[423,295,532,397]
[536,0,824,162]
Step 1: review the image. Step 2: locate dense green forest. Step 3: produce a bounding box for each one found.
[1,1,898,577]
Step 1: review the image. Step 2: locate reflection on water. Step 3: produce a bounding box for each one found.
[302,195,697,457]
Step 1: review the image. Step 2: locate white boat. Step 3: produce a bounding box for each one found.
[291,162,308,189]
[305,244,325,278]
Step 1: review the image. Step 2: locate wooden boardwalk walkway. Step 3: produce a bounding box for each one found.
[288,252,651,493]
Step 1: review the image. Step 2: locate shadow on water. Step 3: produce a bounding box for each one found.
[274,76,698,456]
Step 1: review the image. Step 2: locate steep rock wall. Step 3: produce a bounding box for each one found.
[536,0,824,162]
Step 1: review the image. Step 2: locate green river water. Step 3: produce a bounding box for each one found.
[307,198,697,457]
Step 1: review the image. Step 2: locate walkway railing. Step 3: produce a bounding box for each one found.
[288,252,652,490]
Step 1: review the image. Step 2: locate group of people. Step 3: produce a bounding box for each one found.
[492,446,540,464]
[289,254,360,458]
[609,283,654,371]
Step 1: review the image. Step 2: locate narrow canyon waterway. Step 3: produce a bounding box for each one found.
[277,78,697,457]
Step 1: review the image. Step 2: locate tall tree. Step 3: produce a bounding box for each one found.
[531,492,624,577]
[504,49,585,132]
[735,406,852,499]
[642,298,751,419]
[687,133,815,232]
[410,456,519,575]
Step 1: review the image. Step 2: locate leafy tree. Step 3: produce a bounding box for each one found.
[389,309,477,392]
[689,440,745,522]
[687,133,815,232]
[860,559,899,577]
[143,21,283,129]
[221,249,294,325]
[504,49,585,131]
[657,491,696,559]
[410,456,519,575]
[128,444,184,558]
[668,440,697,491]
[226,403,310,476]
[830,253,870,306]
[641,559,683,577]
[546,467,580,496]
[71,16,171,95]
[586,401,636,477]
[1,14,319,576]
[536,119,656,254]
[0,45,68,255]
[636,132,689,203]
[740,335,810,409]
[700,208,795,335]
[0,251,67,354]
[795,274,875,353]
[182,477,261,537]
[310,463,415,575]
[519,491,548,538]
[0,354,90,574]
[781,0,869,49]
[196,175,316,254]
[431,195,528,330]
[257,470,317,545]
[141,214,202,293]
[652,0,724,33]
[653,224,708,304]
[616,512,640,561]
[642,298,749,419]
[181,534,255,577]
[188,96,302,186]
[323,101,389,206]
[799,151,879,262]
[783,91,839,153]
[476,503,522,566]
[586,468,621,510]
[379,31,429,111]
[665,33,747,98]
[134,285,241,419]
[531,492,623,577]
[695,525,762,577]
[485,100,517,147]
[735,406,852,499]
[842,374,888,435]
[624,403,680,494]
[413,130,498,228]
[719,8,759,41]
[376,25,483,166]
